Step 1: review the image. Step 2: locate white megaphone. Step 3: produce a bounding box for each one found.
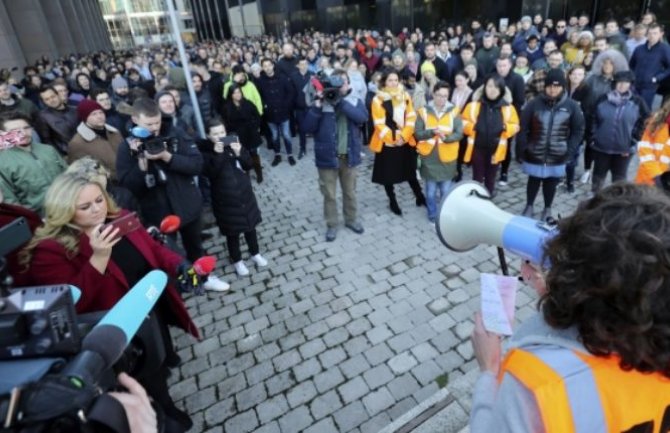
[436,181,556,265]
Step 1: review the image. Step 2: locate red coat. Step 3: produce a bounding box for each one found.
[28,216,200,339]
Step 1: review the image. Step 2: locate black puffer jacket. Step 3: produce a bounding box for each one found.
[516,92,585,165]
[257,71,295,123]
[223,99,262,150]
[198,142,261,236]
[39,106,79,155]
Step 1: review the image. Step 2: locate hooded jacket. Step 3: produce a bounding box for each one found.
[591,90,648,154]
[222,73,264,115]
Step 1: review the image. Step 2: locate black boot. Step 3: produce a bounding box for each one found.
[409,179,426,207]
[252,154,263,183]
[385,185,402,216]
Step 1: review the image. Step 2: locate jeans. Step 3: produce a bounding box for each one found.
[268,120,293,155]
[591,149,631,192]
[318,162,358,228]
[425,180,451,221]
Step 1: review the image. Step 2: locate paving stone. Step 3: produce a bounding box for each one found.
[245,360,275,385]
[184,386,216,413]
[339,354,371,379]
[314,367,346,393]
[254,422,280,433]
[278,405,314,433]
[366,325,393,345]
[266,370,296,396]
[388,351,419,375]
[411,359,445,386]
[310,389,343,420]
[364,342,395,366]
[362,363,395,390]
[257,394,289,424]
[273,349,302,372]
[343,335,372,356]
[318,347,347,369]
[236,382,267,411]
[303,417,339,433]
[299,338,327,359]
[427,297,451,315]
[411,341,440,363]
[287,380,318,408]
[217,373,247,400]
[337,375,370,404]
[223,409,259,433]
[323,327,350,347]
[293,357,323,382]
[333,401,369,432]
[360,411,392,433]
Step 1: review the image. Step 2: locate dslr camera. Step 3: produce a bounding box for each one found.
[308,71,345,106]
[129,126,179,187]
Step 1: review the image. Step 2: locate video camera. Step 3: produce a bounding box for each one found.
[129,126,178,187]
[0,221,170,432]
[308,71,346,106]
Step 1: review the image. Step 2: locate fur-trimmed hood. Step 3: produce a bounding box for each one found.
[75,122,120,142]
[470,85,513,104]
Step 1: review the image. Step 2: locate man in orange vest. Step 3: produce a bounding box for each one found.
[470,183,670,433]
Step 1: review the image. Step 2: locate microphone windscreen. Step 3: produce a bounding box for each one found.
[193,256,216,275]
[81,325,127,369]
[159,215,181,234]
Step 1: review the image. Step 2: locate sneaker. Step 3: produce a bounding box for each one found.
[203,275,230,292]
[271,155,282,167]
[498,173,508,186]
[298,150,306,159]
[345,222,364,234]
[325,227,337,242]
[580,170,591,184]
[251,254,268,267]
[234,261,249,276]
[288,156,296,166]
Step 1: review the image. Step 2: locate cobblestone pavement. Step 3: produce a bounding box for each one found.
[167,144,608,433]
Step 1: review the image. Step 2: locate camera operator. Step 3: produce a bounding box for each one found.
[302,69,368,242]
[109,372,158,433]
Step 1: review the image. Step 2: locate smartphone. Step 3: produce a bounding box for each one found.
[99,212,141,239]
[222,135,240,146]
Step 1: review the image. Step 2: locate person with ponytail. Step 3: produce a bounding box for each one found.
[369,69,425,215]
[635,98,670,186]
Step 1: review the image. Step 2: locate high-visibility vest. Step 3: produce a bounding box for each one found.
[369,92,417,153]
[415,106,460,162]
[501,346,670,433]
[635,124,670,185]
[461,101,520,164]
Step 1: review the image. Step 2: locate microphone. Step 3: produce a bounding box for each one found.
[62,270,167,387]
[193,256,216,276]
[159,215,181,234]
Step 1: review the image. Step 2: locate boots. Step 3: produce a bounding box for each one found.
[385,185,402,216]
[251,154,263,183]
[522,204,534,218]
[540,207,552,222]
[409,179,426,207]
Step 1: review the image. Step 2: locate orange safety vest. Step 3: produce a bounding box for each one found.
[415,106,460,163]
[369,92,417,153]
[461,101,520,164]
[501,346,670,433]
[635,123,670,185]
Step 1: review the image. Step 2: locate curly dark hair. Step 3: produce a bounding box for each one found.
[541,183,670,377]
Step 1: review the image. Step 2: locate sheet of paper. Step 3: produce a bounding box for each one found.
[480,273,518,335]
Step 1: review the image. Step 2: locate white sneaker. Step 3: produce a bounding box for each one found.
[234,260,250,276]
[580,170,591,184]
[203,275,230,292]
[251,254,268,267]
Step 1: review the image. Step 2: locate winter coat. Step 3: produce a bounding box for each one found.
[222,75,264,115]
[290,69,313,110]
[568,83,595,143]
[195,88,213,123]
[276,56,299,77]
[517,92,585,165]
[116,126,203,226]
[302,94,369,169]
[27,211,199,339]
[0,143,67,213]
[199,143,261,236]
[68,123,124,179]
[629,41,670,89]
[223,99,263,150]
[0,96,48,140]
[591,91,648,155]
[500,71,526,115]
[475,46,501,75]
[38,106,79,155]
[257,72,295,123]
[585,74,614,101]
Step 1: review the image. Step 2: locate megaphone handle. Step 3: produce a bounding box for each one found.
[497,247,509,276]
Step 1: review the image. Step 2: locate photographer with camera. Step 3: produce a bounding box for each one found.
[302,69,368,242]
[20,172,200,432]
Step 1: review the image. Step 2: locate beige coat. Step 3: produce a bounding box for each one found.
[68,123,123,179]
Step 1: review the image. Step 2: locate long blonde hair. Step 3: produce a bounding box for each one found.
[647,99,670,136]
[20,173,120,267]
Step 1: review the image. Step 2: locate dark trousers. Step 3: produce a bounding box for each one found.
[526,176,561,208]
[471,147,499,194]
[295,108,308,153]
[169,217,203,263]
[638,86,657,110]
[591,149,631,192]
[455,137,468,180]
[499,137,513,177]
[226,229,259,262]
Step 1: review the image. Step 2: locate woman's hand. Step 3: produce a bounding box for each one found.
[471,312,502,374]
[520,261,547,297]
[230,142,242,156]
[88,224,121,273]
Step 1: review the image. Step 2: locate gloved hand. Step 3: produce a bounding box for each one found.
[176,262,204,296]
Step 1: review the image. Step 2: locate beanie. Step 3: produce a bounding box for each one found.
[545,69,566,88]
[77,99,104,122]
[613,70,635,83]
[420,61,436,76]
[111,76,128,91]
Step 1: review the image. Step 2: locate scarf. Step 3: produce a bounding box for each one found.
[378,85,407,128]
[451,87,473,111]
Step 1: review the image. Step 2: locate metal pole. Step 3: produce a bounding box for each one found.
[237,0,248,37]
[166,0,206,138]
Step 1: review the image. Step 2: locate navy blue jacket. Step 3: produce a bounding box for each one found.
[290,69,313,110]
[591,91,648,155]
[257,71,295,123]
[302,95,368,169]
[630,41,670,88]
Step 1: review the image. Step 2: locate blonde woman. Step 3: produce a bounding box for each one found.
[370,69,425,215]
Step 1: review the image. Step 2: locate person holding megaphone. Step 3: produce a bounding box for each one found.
[467,184,670,433]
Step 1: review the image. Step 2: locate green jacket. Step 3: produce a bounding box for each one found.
[0,143,67,213]
[222,75,264,115]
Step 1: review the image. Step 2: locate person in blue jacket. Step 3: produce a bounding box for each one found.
[629,23,670,108]
[302,69,369,242]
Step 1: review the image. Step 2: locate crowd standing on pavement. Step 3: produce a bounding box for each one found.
[1,9,670,433]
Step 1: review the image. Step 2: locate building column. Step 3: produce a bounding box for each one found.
[0,0,27,69]
[3,0,59,64]
[39,0,77,57]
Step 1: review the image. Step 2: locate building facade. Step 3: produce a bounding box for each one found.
[99,0,197,49]
[0,0,112,70]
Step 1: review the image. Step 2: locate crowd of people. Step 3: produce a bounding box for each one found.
[1,9,670,433]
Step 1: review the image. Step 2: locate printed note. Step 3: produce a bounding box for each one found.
[480,273,518,335]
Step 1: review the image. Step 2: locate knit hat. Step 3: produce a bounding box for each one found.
[111,76,128,91]
[420,61,436,75]
[464,59,478,68]
[521,15,532,23]
[545,69,567,88]
[77,99,104,122]
[613,70,635,83]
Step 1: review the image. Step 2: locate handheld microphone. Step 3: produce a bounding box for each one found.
[62,270,167,387]
[193,256,216,276]
[159,215,181,234]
